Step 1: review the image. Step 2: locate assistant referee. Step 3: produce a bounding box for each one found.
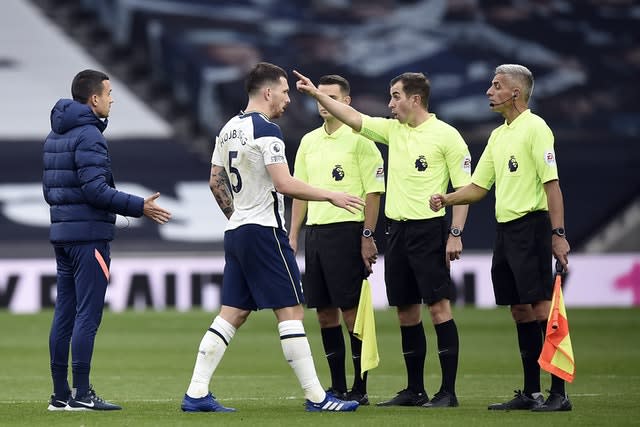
[430,64,572,412]
[289,75,385,405]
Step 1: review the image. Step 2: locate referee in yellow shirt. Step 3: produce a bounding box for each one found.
[295,70,471,408]
[430,64,572,412]
[289,75,385,405]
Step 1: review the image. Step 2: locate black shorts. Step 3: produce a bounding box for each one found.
[384,218,454,306]
[303,222,366,310]
[491,211,553,305]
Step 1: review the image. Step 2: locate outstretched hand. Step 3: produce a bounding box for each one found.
[329,192,365,214]
[429,194,446,212]
[143,192,172,224]
[293,70,318,97]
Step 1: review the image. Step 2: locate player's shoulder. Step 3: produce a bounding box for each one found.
[248,112,283,140]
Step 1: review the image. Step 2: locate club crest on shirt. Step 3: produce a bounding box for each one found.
[332,164,345,181]
[414,155,428,171]
[508,155,518,172]
[544,150,557,166]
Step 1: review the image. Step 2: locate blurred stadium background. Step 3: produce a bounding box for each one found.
[1,0,639,312]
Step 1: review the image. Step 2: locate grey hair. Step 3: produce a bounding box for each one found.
[495,64,534,101]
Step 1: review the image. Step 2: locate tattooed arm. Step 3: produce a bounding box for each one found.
[209,165,234,219]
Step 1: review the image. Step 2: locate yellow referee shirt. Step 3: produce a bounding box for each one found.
[472,109,559,223]
[359,114,471,221]
[294,123,385,225]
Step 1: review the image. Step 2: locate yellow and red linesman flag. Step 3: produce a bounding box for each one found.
[538,267,575,383]
[353,279,379,374]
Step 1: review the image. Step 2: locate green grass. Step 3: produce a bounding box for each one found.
[1,307,639,426]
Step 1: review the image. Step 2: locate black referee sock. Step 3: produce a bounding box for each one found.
[349,332,367,393]
[435,319,459,395]
[321,325,347,393]
[517,320,542,397]
[400,322,427,393]
[539,320,566,395]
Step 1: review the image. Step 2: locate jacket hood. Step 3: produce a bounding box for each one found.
[50,99,108,134]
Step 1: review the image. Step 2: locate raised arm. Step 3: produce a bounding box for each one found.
[293,70,363,132]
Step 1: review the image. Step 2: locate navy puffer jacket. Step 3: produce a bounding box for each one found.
[43,99,144,243]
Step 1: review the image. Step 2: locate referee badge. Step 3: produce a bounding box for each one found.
[544,150,557,166]
[462,155,471,174]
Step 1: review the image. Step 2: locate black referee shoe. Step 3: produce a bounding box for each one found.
[422,390,459,408]
[376,388,429,407]
[531,392,572,412]
[488,390,544,410]
[346,389,369,406]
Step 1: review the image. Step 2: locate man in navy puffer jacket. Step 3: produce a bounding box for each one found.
[43,69,172,411]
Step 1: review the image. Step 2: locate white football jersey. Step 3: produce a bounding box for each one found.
[211,112,288,231]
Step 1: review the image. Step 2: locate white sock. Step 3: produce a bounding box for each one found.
[278,320,326,403]
[186,316,236,398]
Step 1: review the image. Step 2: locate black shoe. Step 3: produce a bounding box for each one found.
[488,390,544,410]
[325,388,348,400]
[376,388,429,407]
[346,389,369,406]
[66,387,122,411]
[422,390,459,408]
[47,395,68,411]
[531,391,572,412]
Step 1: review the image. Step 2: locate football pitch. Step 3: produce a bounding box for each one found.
[1,307,639,426]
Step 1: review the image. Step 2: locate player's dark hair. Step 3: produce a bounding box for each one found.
[245,62,288,96]
[318,74,350,96]
[390,72,431,109]
[71,69,109,104]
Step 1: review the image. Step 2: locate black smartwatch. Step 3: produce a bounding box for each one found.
[362,228,373,238]
[449,227,462,237]
[552,227,566,237]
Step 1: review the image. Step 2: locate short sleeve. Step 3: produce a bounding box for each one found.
[531,123,559,184]
[445,131,472,189]
[211,136,223,166]
[359,115,392,145]
[472,144,496,191]
[357,137,385,193]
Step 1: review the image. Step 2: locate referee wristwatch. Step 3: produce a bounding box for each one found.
[362,228,373,238]
[552,227,566,237]
[449,226,463,237]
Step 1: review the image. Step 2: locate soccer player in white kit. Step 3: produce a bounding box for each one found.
[181,62,364,413]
